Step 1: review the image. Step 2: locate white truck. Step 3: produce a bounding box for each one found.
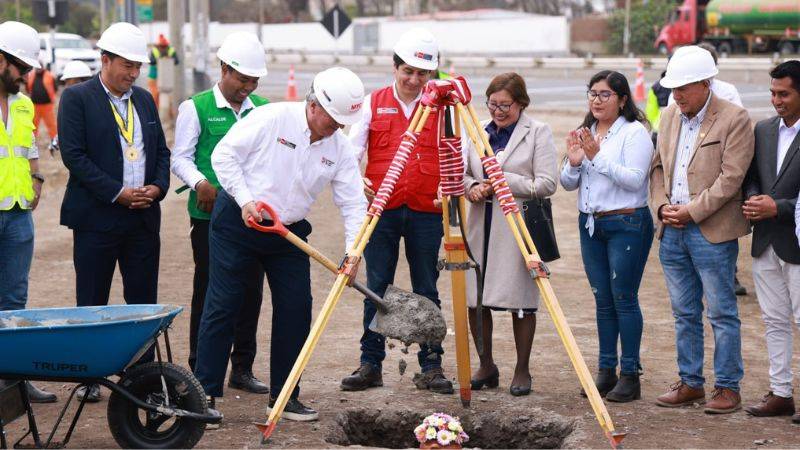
[38,32,101,79]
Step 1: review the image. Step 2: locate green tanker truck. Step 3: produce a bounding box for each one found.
[655,0,800,54]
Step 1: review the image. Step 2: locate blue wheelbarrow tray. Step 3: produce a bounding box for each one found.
[0,305,182,380]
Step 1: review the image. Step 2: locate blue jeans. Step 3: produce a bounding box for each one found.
[659,223,743,391]
[579,208,653,374]
[0,209,34,311]
[360,206,444,372]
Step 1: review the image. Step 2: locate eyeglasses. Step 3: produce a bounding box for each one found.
[587,90,617,103]
[8,56,33,77]
[485,101,515,113]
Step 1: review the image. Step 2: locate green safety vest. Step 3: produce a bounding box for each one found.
[148,46,176,79]
[187,89,268,220]
[0,94,36,210]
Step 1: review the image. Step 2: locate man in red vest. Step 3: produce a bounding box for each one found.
[342,28,452,394]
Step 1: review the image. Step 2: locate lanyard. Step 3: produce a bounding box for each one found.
[108,98,134,146]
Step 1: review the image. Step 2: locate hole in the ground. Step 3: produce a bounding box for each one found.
[326,407,575,448]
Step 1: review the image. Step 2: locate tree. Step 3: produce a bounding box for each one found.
[60,2,100,37]
[607,0,673,54]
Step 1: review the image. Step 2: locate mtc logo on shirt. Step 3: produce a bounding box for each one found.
[277,137,297,149]
[321,156,335,167]
[377,107,398,115]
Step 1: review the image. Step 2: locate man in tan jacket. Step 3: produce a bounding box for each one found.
[649,46,754,414]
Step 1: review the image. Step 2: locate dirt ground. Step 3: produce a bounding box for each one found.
[6,105,800,449]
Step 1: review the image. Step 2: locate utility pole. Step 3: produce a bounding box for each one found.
[258,0,264,44]
[168,0,184,115]
[623,0,631,55]
[15,0,20,20]
[190,0,210,93]
[100,0,107,33]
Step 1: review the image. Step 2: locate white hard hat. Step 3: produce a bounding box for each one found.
[96,22,149,64]
[61,60,93,80]
[311,67,365,126]
[392,28,439,71]
[660,45,719,89]
[217,32,267,78]
[0,21,41,69]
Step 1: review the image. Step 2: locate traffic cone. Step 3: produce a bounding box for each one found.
[633,59,646,103]
[286,65,298,101]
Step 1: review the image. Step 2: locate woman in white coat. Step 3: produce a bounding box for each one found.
[463,72,557,396]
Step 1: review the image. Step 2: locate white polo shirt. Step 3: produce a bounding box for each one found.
[211,101,367,249]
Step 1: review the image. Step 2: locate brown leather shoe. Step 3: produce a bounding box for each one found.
[655,381,705,407]
[745,392,795,417]
[704,387,742,414]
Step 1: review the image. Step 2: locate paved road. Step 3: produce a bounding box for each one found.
[187,66,777,121]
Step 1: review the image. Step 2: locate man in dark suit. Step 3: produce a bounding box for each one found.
[742,60,800,422]
[57,22,170,402]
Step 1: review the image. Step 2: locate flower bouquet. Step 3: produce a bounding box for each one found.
[414,413,469,449]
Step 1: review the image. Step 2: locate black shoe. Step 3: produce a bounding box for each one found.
[340,364,383,391]
[206,396,221,430]
[471,366,500,390]
[26,382,57,404]
[267,397,318,422]
[734,276,747,296]
[605,373,641,402]
[510,375,532,397]
[228,370,269,394]
[76,384,101,403]
[581,368,618,398]
[413,368,454,395]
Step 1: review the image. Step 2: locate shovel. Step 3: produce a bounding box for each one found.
[248,201,446,347]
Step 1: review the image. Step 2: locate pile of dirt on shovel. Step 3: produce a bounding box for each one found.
[372,285,447,348]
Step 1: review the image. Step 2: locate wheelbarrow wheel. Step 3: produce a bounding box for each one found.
[107,362,207,449]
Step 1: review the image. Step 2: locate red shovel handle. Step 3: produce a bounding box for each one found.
[247,201,289,237]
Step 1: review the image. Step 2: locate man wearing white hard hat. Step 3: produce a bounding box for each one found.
[57,22,171,403]
[343,28,453,394]
[194,67,367,421]
[0,20,57,404]
[61,60,92,86]
[47,61,93,156]
[171,31,270,395]
[649,45,754,414]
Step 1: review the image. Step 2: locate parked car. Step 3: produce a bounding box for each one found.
[39,32,101,78]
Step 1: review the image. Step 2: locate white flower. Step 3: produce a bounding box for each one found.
[436,429,453,446]
[426,427,437,441]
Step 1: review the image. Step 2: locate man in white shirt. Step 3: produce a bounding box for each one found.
[193,67,367,422]
[171,32,270,395]
[743,60,800,423]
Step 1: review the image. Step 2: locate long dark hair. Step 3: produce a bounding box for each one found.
[580,70,645,129]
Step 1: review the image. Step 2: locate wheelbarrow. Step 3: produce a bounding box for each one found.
[0,304,221,449]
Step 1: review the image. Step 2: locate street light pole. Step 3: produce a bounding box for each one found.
[623,0,631,55]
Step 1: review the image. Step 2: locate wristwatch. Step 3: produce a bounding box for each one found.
[31,173,45,183]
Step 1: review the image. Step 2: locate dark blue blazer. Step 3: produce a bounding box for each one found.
[58,75,170,232]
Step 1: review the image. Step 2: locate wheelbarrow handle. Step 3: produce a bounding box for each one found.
[248,200,389,312]
[247,201,290,237]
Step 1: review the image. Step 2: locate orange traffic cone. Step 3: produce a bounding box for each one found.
[286,65,298,101]
[633,59,646,103]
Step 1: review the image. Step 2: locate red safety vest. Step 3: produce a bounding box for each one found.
[364,86,441,214]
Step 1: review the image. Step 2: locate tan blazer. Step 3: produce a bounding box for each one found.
[462,112,557,311]
[649,93,754,243]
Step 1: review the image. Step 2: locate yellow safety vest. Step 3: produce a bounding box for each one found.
[0,94,36,210]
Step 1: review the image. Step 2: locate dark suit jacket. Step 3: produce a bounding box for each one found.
[58,75,170,233]
[744,116,800,263]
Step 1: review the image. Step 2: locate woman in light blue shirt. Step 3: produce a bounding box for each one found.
[559,70,654,403]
